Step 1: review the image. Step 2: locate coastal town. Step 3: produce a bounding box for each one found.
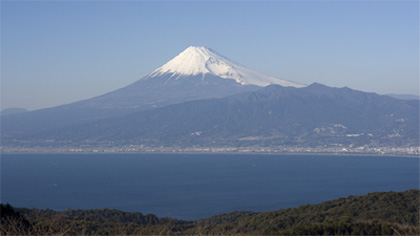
[2,145,419,156]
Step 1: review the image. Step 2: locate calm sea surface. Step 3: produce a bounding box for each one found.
[1,154,419,220]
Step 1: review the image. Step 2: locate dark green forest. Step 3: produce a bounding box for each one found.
[1,189,419,235]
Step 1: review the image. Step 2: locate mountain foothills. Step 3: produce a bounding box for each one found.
[1,46,418,154]
[8,83,418,150]
[0,47,298,141]
[1,190,419,235]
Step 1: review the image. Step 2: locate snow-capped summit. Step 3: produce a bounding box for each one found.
[149,46,305,88]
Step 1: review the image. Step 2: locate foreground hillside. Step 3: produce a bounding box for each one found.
[1,190,418,235]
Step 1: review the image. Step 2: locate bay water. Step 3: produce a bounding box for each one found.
[1,154,418,220]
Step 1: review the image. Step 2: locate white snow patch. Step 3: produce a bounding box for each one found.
[149,46,305,87]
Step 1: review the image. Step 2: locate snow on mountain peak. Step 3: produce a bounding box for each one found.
[149,46,305,88]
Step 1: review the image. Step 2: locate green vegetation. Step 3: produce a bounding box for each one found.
[1,190,419,235]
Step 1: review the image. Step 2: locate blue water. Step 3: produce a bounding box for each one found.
[1,154,419,220]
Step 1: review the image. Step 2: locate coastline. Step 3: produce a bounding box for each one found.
[1,149,419,158]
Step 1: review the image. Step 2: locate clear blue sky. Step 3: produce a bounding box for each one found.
[2,1,418,110]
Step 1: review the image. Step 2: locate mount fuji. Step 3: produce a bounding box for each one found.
[79,46,304,111]
[1,46,303,137]
[1,47,419,152]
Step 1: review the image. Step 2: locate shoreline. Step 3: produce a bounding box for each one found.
[1,150,419,158]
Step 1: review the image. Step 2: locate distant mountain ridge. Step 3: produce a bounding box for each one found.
[0,108,28,116]
[386,94,420,100]
[7,83,418,150]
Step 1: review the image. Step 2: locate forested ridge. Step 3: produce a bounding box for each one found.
[1,189,418,235]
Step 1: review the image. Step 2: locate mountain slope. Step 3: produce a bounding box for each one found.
[13,83,418,149]
[2,46,300,138]
[68,46,304,110]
